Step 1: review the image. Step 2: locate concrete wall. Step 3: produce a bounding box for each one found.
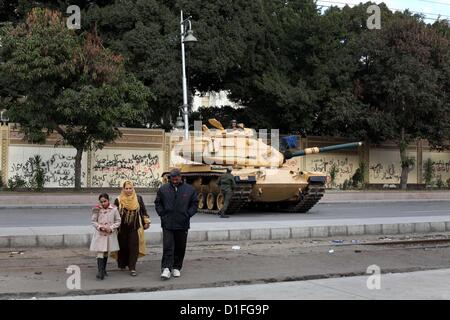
[423,150,450,184]
[1,124,450,188]
[306,154,360,185]
[285,153,359,185]
[0,125,7,178]
[1,125,166,188]
[9,145,88,187]
[369,148,418,184]
[292,136,361,186]
[286,136,447,187]
[91,148,163,188]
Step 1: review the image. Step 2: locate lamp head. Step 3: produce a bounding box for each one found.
[183,29,198,43]
[175,115,184,129]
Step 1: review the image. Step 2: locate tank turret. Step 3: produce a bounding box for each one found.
[172,119,361,168]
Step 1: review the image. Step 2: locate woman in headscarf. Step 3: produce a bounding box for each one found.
[113,180,150,276]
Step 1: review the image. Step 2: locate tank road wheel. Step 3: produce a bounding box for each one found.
[198,193,206,209]
[216,193,224,211]
[206,192,217,210]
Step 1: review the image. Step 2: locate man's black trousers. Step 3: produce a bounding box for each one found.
[161,229,188,271]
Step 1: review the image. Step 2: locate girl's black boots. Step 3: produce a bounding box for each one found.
[103,257,108,276]
[96,258,105,280]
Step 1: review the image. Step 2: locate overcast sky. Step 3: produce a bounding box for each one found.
[316,0,450,22]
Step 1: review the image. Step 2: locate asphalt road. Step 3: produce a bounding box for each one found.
[0,201,449,227]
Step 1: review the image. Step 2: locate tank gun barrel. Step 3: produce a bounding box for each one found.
[284,142,363,160]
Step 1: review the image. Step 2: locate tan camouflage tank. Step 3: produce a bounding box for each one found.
[163,119,362,214]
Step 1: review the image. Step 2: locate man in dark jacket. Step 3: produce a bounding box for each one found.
[155,168,198,280]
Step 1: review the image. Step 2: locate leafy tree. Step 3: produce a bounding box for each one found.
[0,0,114,21]
[84,0,180,129]
[0,0,30,23]
[308,3,391,140]
[191,106,253,129]
[0,8,151,189]
[218,0,321,132]
[355,13,450,189]
[82,0,319,130]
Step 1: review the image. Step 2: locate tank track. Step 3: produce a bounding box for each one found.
[199,183,253,215]
[283,183,325,213]
[181,172,254,215]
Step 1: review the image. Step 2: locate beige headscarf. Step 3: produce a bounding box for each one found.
[118,180,140,211]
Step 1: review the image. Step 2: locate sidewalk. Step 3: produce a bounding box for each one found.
[44,268,450,300]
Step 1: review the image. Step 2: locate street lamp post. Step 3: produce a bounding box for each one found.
[180,10,197,140]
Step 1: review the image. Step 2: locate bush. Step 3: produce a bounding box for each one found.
[29,155,45,191]
[446,178,450,188]
[8,175,27,190]
[351,168,363,189]
[329,163,338,187]
[342,179,352,190]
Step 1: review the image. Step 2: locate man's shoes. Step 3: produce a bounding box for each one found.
[161,268,171,280]
[172,269,181,277]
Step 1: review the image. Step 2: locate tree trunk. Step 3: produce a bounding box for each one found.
[400,164,409,190]
[399,127,408,190]
[74,147,83,190]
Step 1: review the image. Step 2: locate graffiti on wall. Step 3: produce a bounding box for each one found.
[430,160,450,173]
[307,156,357,184]
[369,149,417,184]
[369,162,401,182]
[422,156,450,183]
[10,153,85,187]
[92,152,162,188]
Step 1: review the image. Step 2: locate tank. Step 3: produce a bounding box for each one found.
[164,119,362,214]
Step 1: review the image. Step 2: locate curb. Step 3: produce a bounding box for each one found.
[0,204,156,209]
[2,221,450,248]
[319,199,450,204]
[2,199,450,209]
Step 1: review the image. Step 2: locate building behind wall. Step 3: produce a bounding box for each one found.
[192,90,242,111]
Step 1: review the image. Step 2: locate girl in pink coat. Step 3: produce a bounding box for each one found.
[90,193,121,280]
